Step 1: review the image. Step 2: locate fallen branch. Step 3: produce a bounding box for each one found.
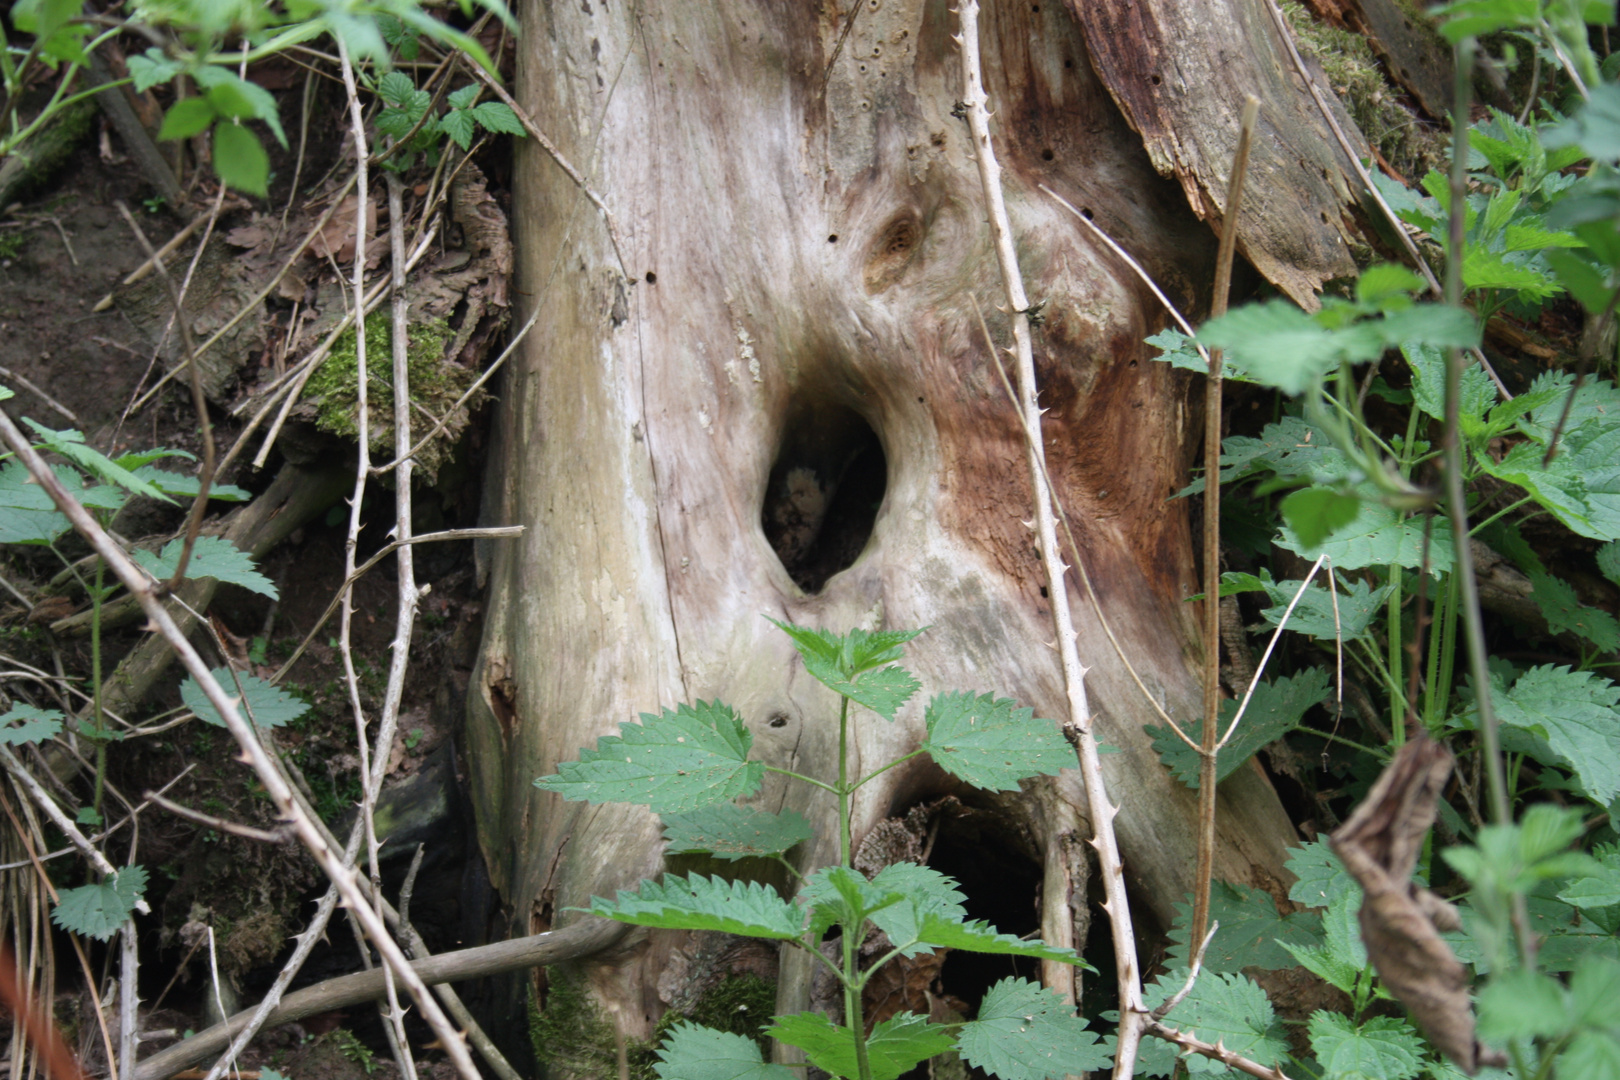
[131,920,630,1080]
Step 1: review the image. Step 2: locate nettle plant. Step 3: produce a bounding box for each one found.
[535,620,1110,1080]
[0,399,304,939]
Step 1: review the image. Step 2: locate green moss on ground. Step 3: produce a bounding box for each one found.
[531,968,778,1080]
[304,315,481,482]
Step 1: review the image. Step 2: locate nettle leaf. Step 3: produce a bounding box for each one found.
[51,866,147,941]
[1282,890,1369,994]
[1257,575,1391,642]
[660,804,812,861]
[1529,571,1620,651]
[24,419,170,503]
[864,862,967,958]
[1287,840,1359,908]
[1148,668,1329,788]
[1213,415,1354,490]
[128,49,183,93]
[920,691,1068,791]
[132,466,250,502]
[1492,665,1620,804]
[1404,343,1496,431]
[652,1022,795,1080]
[0,704,64,746]
[1307,1013,1424,1080]
[955,977,1111,1080]
[1280,486,1362,548]
[1559,845,1620,910]
[534,700,763,813]
[584,874,804,940]
[113,447,192,470]
[0,461,77,543]
[767,1012,952,1080]
[1137,969,1289,1077]
[193,66,285,146]
[181,668,309,730]
[1277,496,1454,573]
[1479,439,1597,539]
[1476,966,1570,1043]
[134,537,277,598]
[801,865,900,941]
[768,619,924,720]
[1166,881,1324,973]
[1515,371,1620,444]
[913,914,1090,967]
[1600,540,1620,588]
[159,97,216,141]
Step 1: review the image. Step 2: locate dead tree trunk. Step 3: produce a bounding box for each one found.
[466,0,1365,1061]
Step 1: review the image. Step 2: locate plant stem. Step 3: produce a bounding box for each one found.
[837,694,853,869]
[92,554,105,818]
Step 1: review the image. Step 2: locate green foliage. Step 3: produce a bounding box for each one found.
[1307,1013,1426,1080]
[0,704,63,745]
[51,865,147,941]
[374,75,526,169]
[534,700,764,813]
[954,978,1111,1080]
[919,691,1068,790]
[134,536,277,598]
[1165,881,1324,974]
[536,623,1089,1080]
[1480,666,1620,805]
[181,667,311,730]
[1149,668,1331,787]
[660,804,812,861]
[1137,969,1290,1076]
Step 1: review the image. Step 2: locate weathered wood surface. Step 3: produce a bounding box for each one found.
[468,0,1306,1044]
[1067,0,1365,305]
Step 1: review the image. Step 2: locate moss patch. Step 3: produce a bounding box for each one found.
[530,968,778,1080]
[304,315,481,482]
[1279,0,1448,182]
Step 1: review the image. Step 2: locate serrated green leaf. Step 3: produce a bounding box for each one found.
[128,49,183,93]
[440,108,476,150]
[652,1022,795,1080]
[1570,954,1620,1031]
[1561,1031,1620,1080]
[955,978,1110,1080]
[1308,1013,1424,1080]
[1281,938,1365,996]
[113,447,193,470]
[1149,668,1329,788]
[1253,574,1391,642]
[195,68,284,146]
[181,668,309,730]
[131,466,250,502]
[1559,846,1620,910]
[378,71,417,107]
[839,666,920,721]
[51,866,147,941]
[446,85,480,110]
[471,101,526,136]
[767,1012,952,1080]
[1287,840,1359,908]
[24,420,171,503]
[583,874,805,939]
[1599,541,1620,588]
[0,704,63,746]
[0,461,72,543]
[1404,343,1497,432]
[535,700,762,813]
[1277,497,1454,573]
[213,122,269,197]
[159,97,216,141]
[1515,371,1620,444]
[1529,571,1620,651]
[660,804,812,860]
[1213,416,1354,490]
[864,862,966,958]
[913,914,1090,967]
[1476,966,1569,1043]
[134,537,276,598]
[801,865,900,941]
[1493,666,1620,804]
[920,691,1068,790]
[1137,970,1289,1077]
[1166,881,1324,973]
[767,619,923,719]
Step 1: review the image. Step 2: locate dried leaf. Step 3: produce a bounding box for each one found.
[1330,737,1504,1073]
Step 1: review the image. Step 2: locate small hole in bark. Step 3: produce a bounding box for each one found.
[1081,207,1094,219]
[1041,148,1054,161]
[762,401,887,593]
[828,234,839,243]
[1064,58,1074,69]
[768,712,790,728]
[645,271,657,283]
[1039,585,1048,598]
[1151,74,1161,85]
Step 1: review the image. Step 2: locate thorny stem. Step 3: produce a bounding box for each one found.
[91,555,106,819]
[955,2,1144,1073]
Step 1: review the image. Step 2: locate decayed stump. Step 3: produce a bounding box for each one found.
[466,0,1351,1056]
